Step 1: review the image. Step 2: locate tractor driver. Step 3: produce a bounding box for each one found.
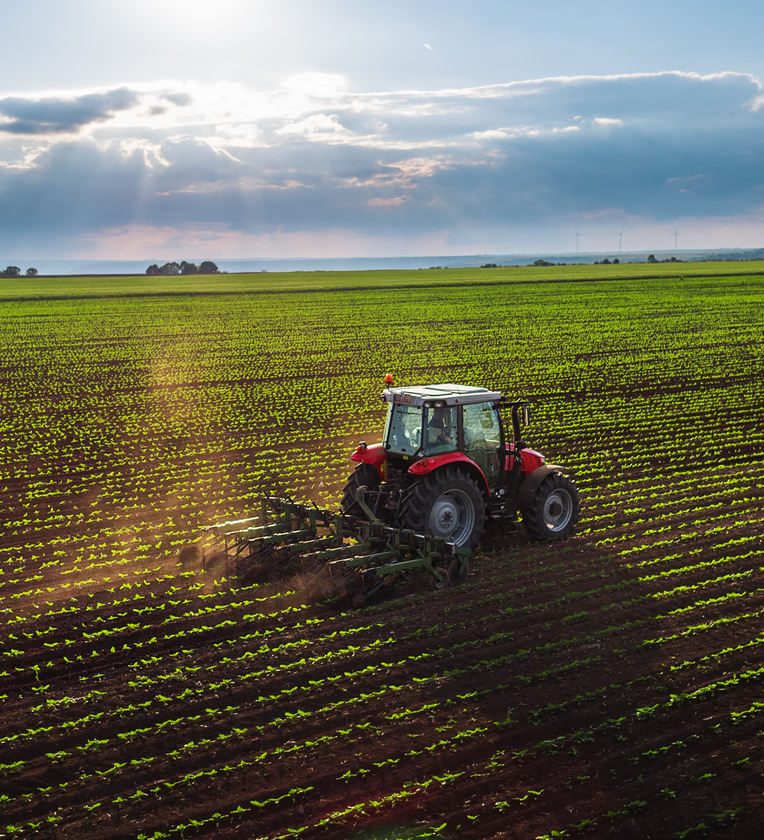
[427,406,453,447]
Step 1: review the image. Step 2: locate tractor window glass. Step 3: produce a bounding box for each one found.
[385,404,423,454]
[463,402,502,480]
[463,403,501,448]
[423,405,458,455]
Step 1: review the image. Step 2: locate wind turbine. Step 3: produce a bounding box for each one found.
[617,232,623,253]
[673,229,679,250]
[574,231,581,253]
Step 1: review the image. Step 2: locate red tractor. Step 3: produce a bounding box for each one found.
[205,379,580,599]
[341,380,579,550]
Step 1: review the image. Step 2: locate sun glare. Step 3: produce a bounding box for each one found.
[130,0,253,36]
[281,73,348,98]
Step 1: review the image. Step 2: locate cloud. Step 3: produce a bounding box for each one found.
[161,91,193,108]
[0,87,139,135]
[277,113,352,141]
[2,70,764,257]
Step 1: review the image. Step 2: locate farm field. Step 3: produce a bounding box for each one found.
[1,263,763,839]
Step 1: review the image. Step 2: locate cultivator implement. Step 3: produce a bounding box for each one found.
[203,493,470,603]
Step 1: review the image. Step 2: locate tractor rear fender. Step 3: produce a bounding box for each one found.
[350,442,387,479]
[407,451,491,497]
[518,447,545,473]
[517,464,563,509]
[505,445,546,474]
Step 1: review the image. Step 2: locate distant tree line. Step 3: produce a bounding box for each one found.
[146,261,220,276]
[647,254,682,263]
[2,266,37,277]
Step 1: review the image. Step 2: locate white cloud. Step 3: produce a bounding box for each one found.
[277,113,352,141]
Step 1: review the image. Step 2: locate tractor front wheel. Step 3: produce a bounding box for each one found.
[341,463,381,516]
[521,472,580,540]
[401,467,485,550]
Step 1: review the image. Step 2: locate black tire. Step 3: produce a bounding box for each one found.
[433,567,450,590]
[521,472,580,540]
[400,466,485,550]
[341,463,381,516]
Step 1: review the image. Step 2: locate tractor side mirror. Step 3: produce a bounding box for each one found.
[509,400,531,447]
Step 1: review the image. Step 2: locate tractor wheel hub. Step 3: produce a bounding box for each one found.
[431,497,459,537]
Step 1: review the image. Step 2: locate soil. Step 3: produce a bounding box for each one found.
[2,494,763,840]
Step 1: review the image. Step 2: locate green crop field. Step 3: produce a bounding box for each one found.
[1,263,763,839]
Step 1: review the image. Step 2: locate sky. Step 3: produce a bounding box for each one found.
[3,0,764,263]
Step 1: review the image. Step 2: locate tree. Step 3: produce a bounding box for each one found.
[146,260,218,275]
[2,266,20,277]
[647,254,658,263]
[25,267,38,277]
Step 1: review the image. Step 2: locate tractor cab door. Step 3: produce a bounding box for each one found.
[462,401,503,488]
[384,402,424,457]
[423,404,458,455]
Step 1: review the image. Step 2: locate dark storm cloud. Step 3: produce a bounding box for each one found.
[0,87,138,134]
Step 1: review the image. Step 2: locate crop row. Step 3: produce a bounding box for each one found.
[2,267,763,838]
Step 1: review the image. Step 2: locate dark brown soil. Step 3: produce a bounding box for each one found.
[2,493,763,840]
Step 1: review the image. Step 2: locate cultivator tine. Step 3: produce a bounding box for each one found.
[275,535,345,574]
[203,495,354,578]
[203,491,472,601]
[356,571,396,605]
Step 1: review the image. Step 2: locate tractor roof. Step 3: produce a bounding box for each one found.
[383,383,502,407]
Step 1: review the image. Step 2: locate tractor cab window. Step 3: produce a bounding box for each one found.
[463,402,502,481]
[423,405,458,455]
[384,403,423,455]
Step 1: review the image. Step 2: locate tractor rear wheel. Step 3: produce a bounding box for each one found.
[401,467,485,550]
[521,472,579,540]
[341,463,381,516]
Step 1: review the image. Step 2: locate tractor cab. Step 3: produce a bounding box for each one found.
[381,383,506,488]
